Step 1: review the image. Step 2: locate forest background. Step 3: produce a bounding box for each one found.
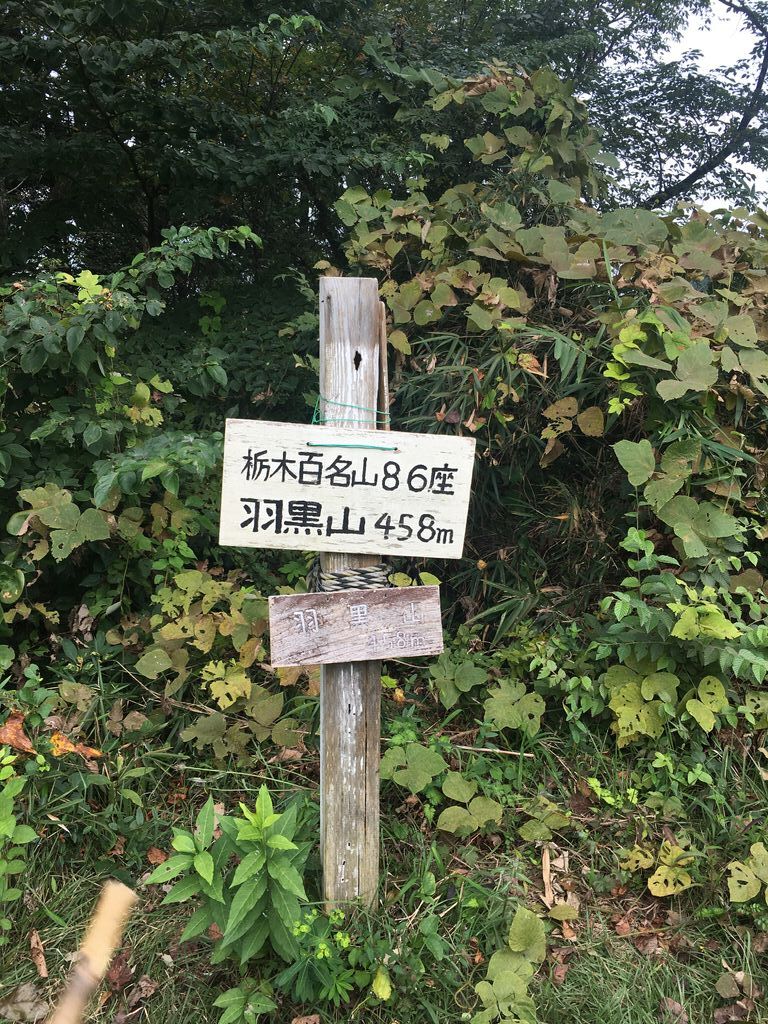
[2,1,768,1022]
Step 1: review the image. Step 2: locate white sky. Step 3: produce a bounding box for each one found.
[665,8,767,202]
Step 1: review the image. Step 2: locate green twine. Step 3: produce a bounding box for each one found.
[311,395,390,427]
[309,395,396,450]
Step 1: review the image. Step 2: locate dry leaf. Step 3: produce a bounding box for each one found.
[0,982,48,1022]
[713,1003,752,1023]
[50,731,102,760]
[146,847,167,866]
[733,972,762,1000]
[0,711,36,753]
[552,963,571,986]
[291,1017,321,1024]
[659,997,688,1023]
[29,930,48,979]
[716,973,741,1000]
[114,976,158,1024]
[207,923,223,940]
[108,835,126,857]
[107,951,133,992]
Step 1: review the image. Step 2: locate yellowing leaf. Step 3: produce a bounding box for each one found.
[576,406,604,436]
[372,966,392,1001]
[686,698,715,732]
[726,861,761,903]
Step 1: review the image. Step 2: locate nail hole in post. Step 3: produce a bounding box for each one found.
[353,350,362,371]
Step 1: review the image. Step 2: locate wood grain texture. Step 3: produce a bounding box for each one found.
[319,277,381,908]
[269,586,443,666]
[218,419,475,558]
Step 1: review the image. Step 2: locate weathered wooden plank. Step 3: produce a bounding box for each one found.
[218,419,475,558]
[318,276,382,908]
[269,585,443,666]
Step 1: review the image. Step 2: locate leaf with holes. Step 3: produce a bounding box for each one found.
[484,679,544,736]
[726,861,761,903]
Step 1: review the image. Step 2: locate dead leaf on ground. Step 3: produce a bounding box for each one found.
[107,950,133,992]
[108,835,127,857]
[733,972,762,1000]
[50,731,102,760]
[635,933,660,956]
[713,1002,754,1023]
[0,711,36,753]
[29,930,47,978]
[659,997,688,1023]
[716,973,742,1000]
[146,847,167,866]
[614,916,633,937]
[268,746,305,763]
[0,982,48,1022]
[207,923,223,941]
[291,1016,321,1024]
[552,963,571,986]
[114,976,158,1024]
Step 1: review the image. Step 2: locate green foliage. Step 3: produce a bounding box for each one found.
[0,751,38,944]
[380,742,448,795]
[471,907,545,1023]
[213,982,277,1024]
[146,788,308,966]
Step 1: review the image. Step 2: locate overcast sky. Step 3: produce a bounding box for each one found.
[666,8,767,202]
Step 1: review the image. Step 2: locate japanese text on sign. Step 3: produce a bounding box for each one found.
[219,420,475,558]
[268,586,444,666]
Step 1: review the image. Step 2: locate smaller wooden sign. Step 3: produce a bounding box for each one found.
[268,586,444,667]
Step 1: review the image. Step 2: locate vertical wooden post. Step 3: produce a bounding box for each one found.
[319,277,382,907]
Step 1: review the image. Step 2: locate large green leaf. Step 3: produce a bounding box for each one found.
[656,343,717,399]
[380,743,447,794]
[613,439,655,486]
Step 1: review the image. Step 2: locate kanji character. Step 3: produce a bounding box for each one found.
[297,450,324,485]
[326,506,365,535]
[283,500,324,535]
[241,448,270,481]
[240,498,283,532]
[429,462,459,495]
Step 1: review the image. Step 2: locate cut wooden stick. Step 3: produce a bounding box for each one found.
[46,880,137,1024]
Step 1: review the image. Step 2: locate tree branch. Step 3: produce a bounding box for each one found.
[641,0,768,207]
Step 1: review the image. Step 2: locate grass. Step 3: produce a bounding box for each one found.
[3,725,767,1023]
[537,922,763,1023]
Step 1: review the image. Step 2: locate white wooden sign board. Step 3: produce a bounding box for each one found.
[219,419,476,558]
[268,586,443,666]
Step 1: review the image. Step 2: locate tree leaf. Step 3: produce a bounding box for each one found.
[135,648,173,679]
[613,439,655,486]
[193,850,214,885]
[441,771,477,803]
[576,406,604,436]
[657,343,717,399]
[726,861,761,903]
[506,906,546,962]
[686,698,716,732]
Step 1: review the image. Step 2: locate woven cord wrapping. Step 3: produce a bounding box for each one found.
[307,558,391,593]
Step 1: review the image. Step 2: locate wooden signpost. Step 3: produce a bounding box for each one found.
[218,276,475,907]
[268,586,444,666]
